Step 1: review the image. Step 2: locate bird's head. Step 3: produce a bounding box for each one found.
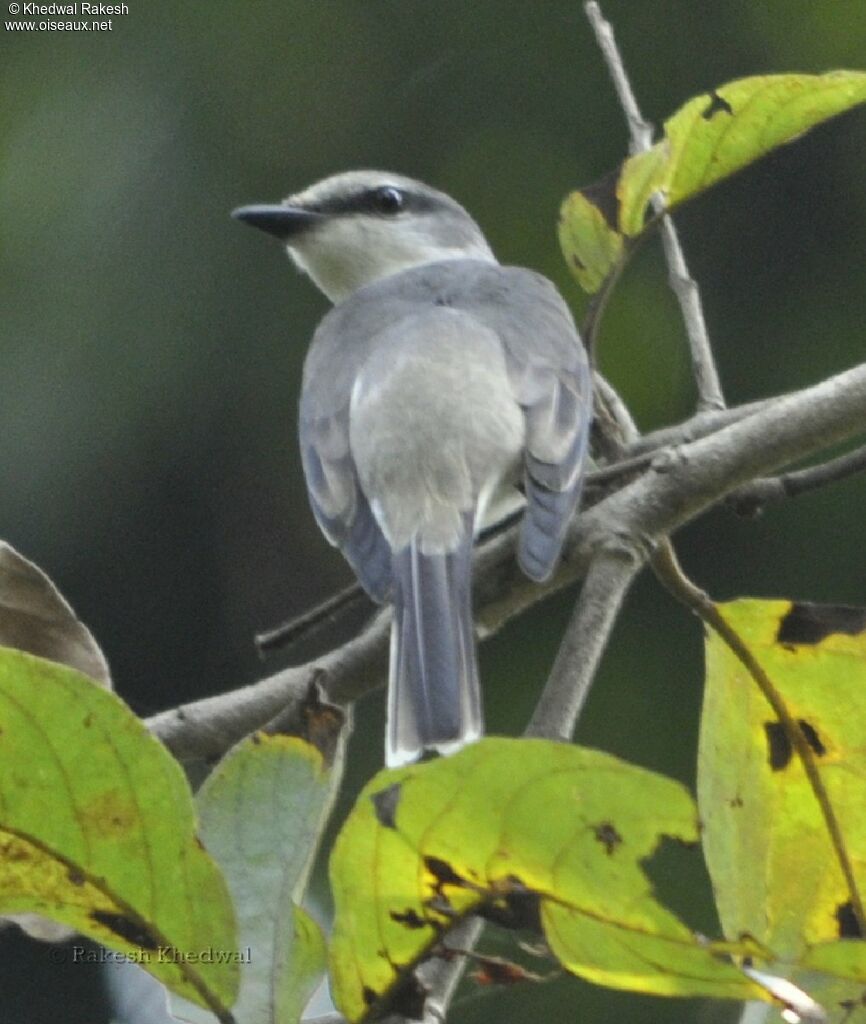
[232,170,496,303]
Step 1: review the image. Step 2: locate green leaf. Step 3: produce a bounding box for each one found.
[0,541,117,943]
[699,600,866,1010]
[557,175,624,293]
[661,73,866,207]
[559,71,866,294]
[0,647,238,1018]
[173,733,337,1024]
[329,737,768,1023]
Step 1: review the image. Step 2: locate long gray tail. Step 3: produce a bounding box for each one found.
[386,518,482,768]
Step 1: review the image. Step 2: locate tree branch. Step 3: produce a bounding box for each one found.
[525,543,642,740]
[417,918,485,1024]
[255,581,370,654]
[625,397,767,455]
[148,361,866,764]
[250,393,774,661]
[148,611,389,760]
[584,0,725,412]
[727,442,866,517]
[583,1,652,151]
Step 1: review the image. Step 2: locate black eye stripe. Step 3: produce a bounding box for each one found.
[305,187,440,218]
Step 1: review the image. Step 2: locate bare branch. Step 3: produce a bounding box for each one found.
[728,442,866,517]
[657,220,725,411]
[242,390,779,663]
[583,1,652,151]
[523,347,644,743]
[417,918,485,1024]
[148,611,389,760]
[592,372,640,460]
[255,581,370,655]
[585,362,866,546]
[625,398,768,455]
[584,1,725,412]
[526,544,642,740]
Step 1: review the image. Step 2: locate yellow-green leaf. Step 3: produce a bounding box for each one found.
[617,142,670,237]
[699,600,866,1011]
[557,178,624,293]
[329,737,767,1023]
[560,71,866,293]
[0,646,238,1017]
[662,73,866,207]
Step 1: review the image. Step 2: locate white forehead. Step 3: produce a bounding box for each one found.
[287,170,442,207]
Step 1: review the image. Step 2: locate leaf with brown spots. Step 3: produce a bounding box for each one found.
[700,599,866,1010]
[559,71,866,294]
[329,738,773,1023]
[0,647,237,1016]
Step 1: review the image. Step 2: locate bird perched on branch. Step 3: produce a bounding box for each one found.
[233,171,591,767]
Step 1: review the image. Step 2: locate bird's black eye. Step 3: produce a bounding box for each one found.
[372,186,404,214]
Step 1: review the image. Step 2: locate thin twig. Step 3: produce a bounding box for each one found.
[584,1,726,412]
[255,581,370,655]
[593,372,640,454]
[652,538,866,933]
[584,2,652,151]
[417,918,486,1024]
[586,450,655,487]
[728,442,866,517]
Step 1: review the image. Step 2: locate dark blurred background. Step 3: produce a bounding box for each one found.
[1,2,865,1021]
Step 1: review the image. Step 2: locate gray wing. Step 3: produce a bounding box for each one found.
[477,267,592,581]
[299,303,396,603]
[299,410,392,602]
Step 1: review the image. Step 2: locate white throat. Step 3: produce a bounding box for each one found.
[287,217,497,303]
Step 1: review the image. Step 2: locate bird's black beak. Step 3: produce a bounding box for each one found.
[231,204,322,240]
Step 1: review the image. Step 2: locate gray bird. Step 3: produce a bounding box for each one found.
[233,171,591,767]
